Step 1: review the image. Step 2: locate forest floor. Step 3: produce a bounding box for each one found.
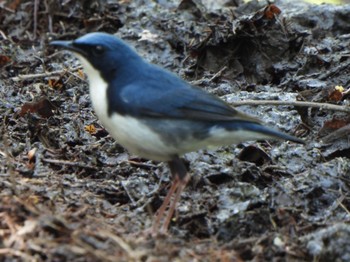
[1,0,350,261]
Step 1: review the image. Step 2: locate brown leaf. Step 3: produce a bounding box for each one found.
[328,89,343,102]
[85,124,97,134]
[48,78,64,90]
[263,4,282,20]
[251,4,282,25]
[0,55,11,67]
[323,118,349,130]
[19,97,56,118]
[6,0,21,11]
[27,148,37,164]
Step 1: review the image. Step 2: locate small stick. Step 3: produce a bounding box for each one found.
[11,67,82,81]
[209,66,227,82]
[229,99,350,113]
[42,158,98,170]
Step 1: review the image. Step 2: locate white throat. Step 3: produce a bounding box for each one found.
[75,54,109,122]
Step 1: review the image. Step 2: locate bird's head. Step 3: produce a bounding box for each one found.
[50,32,142,82]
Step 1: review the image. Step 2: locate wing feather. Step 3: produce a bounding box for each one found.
[116,80,260,123]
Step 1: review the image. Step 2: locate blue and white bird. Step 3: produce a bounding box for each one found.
[50,32,304,233]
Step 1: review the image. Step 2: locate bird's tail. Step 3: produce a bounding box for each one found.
[252,123,304,144]
[219,121,305,144]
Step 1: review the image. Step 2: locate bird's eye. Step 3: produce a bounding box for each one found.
[92,45,104,55]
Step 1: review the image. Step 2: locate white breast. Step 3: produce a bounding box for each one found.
[75,55,175,161]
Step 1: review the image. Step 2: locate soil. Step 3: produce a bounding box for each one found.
[1,0,350,261]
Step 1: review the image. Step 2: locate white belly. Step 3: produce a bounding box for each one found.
[76,54,175,161]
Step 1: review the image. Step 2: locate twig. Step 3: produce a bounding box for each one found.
[0,4,15,13]
[42,158,98,170]
[11,70,65,81]
[120,181,137,206]
[98,230,146,260]
[229,99,350,113]
[209,66,227,82]
[0,248,34,261]
[0,30,8,39]
[318,60,350,80]
[11,67,82,81]
[127,160,157,169]
[337,195,350,216]
[191,66,228,86]
[322,123,350,143]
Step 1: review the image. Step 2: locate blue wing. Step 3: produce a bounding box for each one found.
[108,64,260,123]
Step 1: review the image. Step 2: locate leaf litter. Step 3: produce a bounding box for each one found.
[1,0,350,261]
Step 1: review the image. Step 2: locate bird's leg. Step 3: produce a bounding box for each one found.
[152,156,188,233]
[160,174,189,232]
[152,175,180,231]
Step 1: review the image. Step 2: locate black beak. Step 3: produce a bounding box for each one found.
[50,40,86,56]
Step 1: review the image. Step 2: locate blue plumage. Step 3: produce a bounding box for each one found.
[50,32,304,233]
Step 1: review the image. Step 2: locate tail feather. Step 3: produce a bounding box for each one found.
[223,121,305,144]
[252,124,304,144]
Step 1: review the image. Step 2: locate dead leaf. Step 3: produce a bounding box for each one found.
[323,118,349,130]
[251,4,282,26]
[19,97,56,118]
[85,124,97,134]
[48,78,64,90]
[328,87,343,102]
[77,69,85,79]
[28,147,36,160]
[263,4,282,20]
[0,55,11,67]
[319,117,350,137]
[6,0,21,11]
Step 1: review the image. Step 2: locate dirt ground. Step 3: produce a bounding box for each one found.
[1,0,350,261]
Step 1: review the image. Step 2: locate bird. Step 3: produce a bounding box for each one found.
[50,32,304,233]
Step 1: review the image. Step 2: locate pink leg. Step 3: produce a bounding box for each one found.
[152,156,188,234]
[152,178,180,232]
[160,174,189,233]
